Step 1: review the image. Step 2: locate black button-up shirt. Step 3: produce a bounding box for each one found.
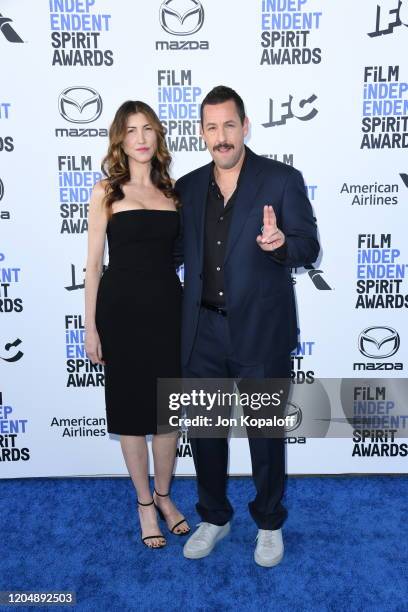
[201,150,288,308]
[202,154,247,307]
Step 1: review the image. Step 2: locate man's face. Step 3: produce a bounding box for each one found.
[201,100,249,170]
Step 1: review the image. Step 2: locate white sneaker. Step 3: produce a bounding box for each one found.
[183,522,230,559]
[254,528,284,567]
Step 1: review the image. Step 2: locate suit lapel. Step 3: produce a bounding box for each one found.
[224,148,263,264]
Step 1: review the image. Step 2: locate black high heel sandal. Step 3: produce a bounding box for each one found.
[137,499,166,548]
[153,489,191,536]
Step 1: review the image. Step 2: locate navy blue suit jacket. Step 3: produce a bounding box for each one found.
[175,146,320,368]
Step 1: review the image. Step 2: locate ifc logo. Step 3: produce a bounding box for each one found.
[159,0,204,36]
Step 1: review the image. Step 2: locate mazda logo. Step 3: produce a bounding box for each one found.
[284,402,302,432]
[159,0,204,36]
[58,86,102,124]
[0,178,4,201]
[358,326,400,359]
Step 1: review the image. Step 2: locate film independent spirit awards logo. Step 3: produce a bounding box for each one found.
[58,86,102,124]
[159,0,204,36]
[358,326,400,359]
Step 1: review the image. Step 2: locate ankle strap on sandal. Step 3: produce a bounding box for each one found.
[138,499,154,506]
[154,489,169,497]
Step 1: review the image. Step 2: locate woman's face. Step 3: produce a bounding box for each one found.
[121,112,158,163]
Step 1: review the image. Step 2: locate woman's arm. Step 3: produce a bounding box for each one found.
[84,181,108,364]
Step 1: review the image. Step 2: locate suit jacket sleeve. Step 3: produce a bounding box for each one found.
[269,168,320,267]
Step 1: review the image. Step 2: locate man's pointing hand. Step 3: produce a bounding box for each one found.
[256,205,285,251]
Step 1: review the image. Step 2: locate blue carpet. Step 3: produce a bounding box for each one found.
[0,476,407,611]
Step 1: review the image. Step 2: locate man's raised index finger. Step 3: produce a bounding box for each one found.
[263,205,272,226]
[266,205,276,227]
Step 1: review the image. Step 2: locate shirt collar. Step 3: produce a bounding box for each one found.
[210,146,248,187]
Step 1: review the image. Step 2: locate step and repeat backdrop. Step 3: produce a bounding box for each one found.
[1,0,408,477]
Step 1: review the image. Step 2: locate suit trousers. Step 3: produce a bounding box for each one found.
[183,306,290,530]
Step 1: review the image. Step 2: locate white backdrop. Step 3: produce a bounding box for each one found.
[1,0,407,477]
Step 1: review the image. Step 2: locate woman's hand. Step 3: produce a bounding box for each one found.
[85,329,105,365]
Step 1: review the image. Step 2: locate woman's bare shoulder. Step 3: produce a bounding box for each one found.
[93,178,109,194]
[91,179,109,205]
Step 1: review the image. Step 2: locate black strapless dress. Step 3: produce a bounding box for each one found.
[95,209,182,435]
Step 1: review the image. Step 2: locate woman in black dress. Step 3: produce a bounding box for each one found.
[84,101,189,549]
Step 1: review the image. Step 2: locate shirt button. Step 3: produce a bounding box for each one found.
[216,266,221,271]
[217,240,221,245]
[219,291,224,296]
[220,216,224,221]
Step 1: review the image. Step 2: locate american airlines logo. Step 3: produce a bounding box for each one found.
[400,173,408,189]
[291,264,333,291]
[0,13,23,43]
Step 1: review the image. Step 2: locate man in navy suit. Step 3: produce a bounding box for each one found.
[175,86,319,566]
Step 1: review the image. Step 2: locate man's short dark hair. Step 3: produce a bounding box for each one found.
[200,86,246,125]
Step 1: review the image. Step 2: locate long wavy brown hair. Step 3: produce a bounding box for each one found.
[101,100,179,216]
